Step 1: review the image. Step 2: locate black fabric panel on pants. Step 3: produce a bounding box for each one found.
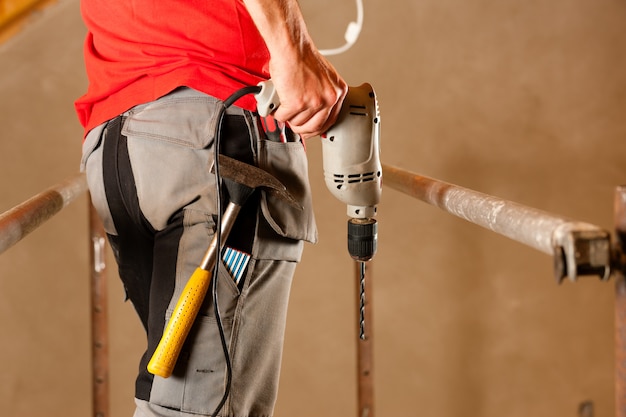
[138,209,184,402]
[102,116,156,328]
[101,116,183,401]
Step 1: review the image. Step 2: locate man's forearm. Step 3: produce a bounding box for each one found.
[242,0,347,138]
[242,0,314,63]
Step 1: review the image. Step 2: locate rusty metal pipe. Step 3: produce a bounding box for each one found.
[0,173,88,255]
[383,164,611,281]
[614,186,626,417]
[89,200,109,417]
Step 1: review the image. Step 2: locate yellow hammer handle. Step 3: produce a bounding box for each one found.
[147,267,212,378]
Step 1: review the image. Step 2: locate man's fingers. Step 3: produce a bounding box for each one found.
[282,107,333,138]
[273,86,347,138]
[297,91,345,138]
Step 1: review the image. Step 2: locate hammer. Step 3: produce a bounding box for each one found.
[147,155,301,378]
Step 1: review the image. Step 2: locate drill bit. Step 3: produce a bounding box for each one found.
[359,261,366,340]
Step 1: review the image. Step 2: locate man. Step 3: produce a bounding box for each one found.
[76,0,347,416]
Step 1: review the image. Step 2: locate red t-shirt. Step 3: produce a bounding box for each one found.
[75,0,270,134]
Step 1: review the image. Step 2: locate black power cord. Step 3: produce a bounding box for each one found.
[210,84,262,417]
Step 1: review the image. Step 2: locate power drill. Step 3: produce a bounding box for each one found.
[255,80,382,261]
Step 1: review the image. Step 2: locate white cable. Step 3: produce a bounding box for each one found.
[319,0,363,56]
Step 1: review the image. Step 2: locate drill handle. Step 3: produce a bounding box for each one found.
[255,80,280,117]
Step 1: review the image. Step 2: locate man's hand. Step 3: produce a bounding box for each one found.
[269,50,347,139]
[243,0,348,138]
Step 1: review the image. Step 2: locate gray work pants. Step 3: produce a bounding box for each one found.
[81,87,317,417]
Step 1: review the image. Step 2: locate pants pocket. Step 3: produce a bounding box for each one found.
[150,265,239,415]
[257,139,318,251]
[121,88,223,149]
[121,90,224,232]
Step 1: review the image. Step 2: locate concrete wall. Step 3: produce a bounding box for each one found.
[0,0,624,416]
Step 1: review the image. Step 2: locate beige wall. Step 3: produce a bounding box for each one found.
[0,0,624,416]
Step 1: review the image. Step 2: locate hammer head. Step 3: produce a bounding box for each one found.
[215,155,302,209]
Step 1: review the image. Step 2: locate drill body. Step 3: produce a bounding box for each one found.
[320,84,381,260]
[255,80,382,261]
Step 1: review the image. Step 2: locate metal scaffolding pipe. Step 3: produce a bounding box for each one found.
[383,164,611,281]
[614,186,626,417]
[0,173,88,255]
[89,200,110,417]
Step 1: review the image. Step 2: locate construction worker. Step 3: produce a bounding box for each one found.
[76,0,347,416]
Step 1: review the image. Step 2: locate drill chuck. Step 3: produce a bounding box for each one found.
[347,218,378,261]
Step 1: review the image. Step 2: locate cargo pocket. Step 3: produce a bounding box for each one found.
[122,91,223,149]
[150,260,240,414]
[150,204,241,414]
[120,90,224,231]
[256,138,317,261]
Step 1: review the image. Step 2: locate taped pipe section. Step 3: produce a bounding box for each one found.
[382,164,612,282]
